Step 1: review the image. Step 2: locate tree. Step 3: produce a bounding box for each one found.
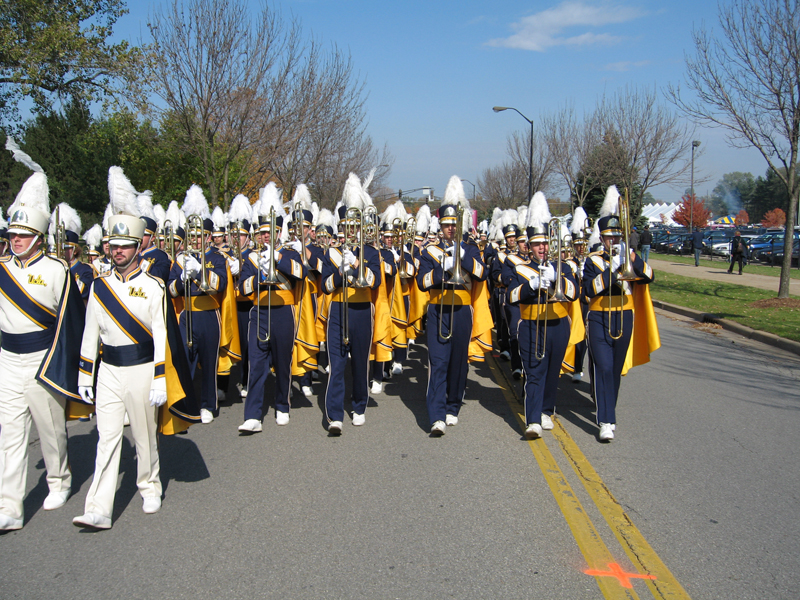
[673,194,712,228]
[0,0,145,130]
[477,160,528,209]
[710,172,755,218]
[735,210,750,227]
[762,208,786,228]
[669,0,800,297]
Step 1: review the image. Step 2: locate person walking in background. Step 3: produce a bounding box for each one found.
[640,225,652,263]
[629,227,640,257]
[727,231,747,275]
[691,227,704,267]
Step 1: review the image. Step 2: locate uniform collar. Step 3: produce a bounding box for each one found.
[14,249,45,269]
[112,260,144,283]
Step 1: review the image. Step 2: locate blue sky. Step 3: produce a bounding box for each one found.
[115,0,767,203]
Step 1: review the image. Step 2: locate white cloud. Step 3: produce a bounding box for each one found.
[487,1,646,52]
[604,60,650,71]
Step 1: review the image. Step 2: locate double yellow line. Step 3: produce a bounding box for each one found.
[488,356,691,600]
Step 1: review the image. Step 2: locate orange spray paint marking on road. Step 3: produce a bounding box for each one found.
[584,563,657,589]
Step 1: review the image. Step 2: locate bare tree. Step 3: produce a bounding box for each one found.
[540,103,603,208]
[668,0,800,298]
[505,128,555,197]
[596,85,698,218]
[477,160,528,209]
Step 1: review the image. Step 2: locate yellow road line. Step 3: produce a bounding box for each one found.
[487,356,640,600]
[551,422,692,600]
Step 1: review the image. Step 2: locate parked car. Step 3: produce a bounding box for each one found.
[756,239,800,266]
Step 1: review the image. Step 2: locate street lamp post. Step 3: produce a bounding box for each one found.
[461,179,476,203]
[493,106,533,201]
[690,140,701,231]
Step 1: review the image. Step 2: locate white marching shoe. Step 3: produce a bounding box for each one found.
[525,423,543,440]
[599,423,615,441]
[370,380,383,395]
[239,385,248,398]
[445,414,458,426]
[73,512,111,529]
[0,513,23,530]
[200,409,214,424]
[328,421,342,435]
[238,419,262,433]
[391,362,403,375]
[431,421,446,436]
[540,414,554,431]
[301,385,314,399]
[499,350,511,361]
[216,388,226,403]
[142,497,161,514]
[572,371,583,383]
[43,490,70,511]
[352,413,365,426]
[276,411,290,426]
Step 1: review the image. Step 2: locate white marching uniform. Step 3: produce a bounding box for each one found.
[0,251,72,521]
[78,264,167,519]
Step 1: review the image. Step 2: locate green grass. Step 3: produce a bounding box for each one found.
[650,271,800,342]
[647,251,800,279]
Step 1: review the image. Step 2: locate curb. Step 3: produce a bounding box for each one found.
[652,299,800,357]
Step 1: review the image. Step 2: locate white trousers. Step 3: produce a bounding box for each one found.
[0,348,71,520]
[84,362,161,519]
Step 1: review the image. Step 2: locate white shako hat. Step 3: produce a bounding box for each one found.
[438,175,469,225]
[525,191,552,243]
[108,166,145,244]
[598,185,622,236]
[6,138,50,236]
[571,206,589,240]
[415,204,431,241]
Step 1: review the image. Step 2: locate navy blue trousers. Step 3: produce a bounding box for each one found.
[324,301,374,423]
[504,303,522,370]
[179,309,221,411]
[237,302,251,388]
[243,304,296,419]
[586,309,633,424]
[425,303,472,425]
[518,316,570,425]
[493,288,509,351]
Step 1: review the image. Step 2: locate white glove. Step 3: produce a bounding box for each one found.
[260,245,271,260]
[391,248,400,262]
[78,386,94,404]
[611,250,622,272]
[227,258,240,276]
[343,249,356,267]
[443,256,455,272]
[259,256,272,276]
[528,274,541,290]
[447,244,466,259]
[540,263,555,283]
[182,255,201,280]
[287,239,303,254]
[149,389,167,407]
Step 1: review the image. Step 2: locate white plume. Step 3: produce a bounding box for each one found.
[229,194,252,224]
[5,137,43,173]
[258,182,283,217]
[292,184,313,210]
[361,167,377,194]
[571,206,588,235]
[429,216,440,234]
[311,201,320,224]
[211,206,226,229]
[599,185,620,218]
[588,221,601,248]
[441,175,469,208]
[153,204,166,228]
[165,200,186,229]
[49,203,81,235]
[83,224,103,249]
[525,192,551,229]
[108,166,141,216]
[136,191,156,220]
[501,209,519,230]
[342,173,364,210]
[517,206,528,230]
[182,184,210,218]
[415,204,431,235]
[102,203,114,232]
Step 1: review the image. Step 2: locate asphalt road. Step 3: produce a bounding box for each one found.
[2,312,799,600]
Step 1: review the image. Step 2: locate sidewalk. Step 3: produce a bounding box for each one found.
[647,255,800,296]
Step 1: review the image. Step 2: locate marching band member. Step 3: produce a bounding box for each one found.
[73,211,168,529]
[491,210,518,364]
[49,203,94,303]
[500,209,530,380]
[321,173,382,434]
[369,218,398,393]
[567,207,590,382]
[0,140,84,530]
[384,202,416,377]
[167,185,229,424]
[227,194,254,398]
[137,191,172,282]
[238,183,307,431]
[582,186,658,441]
[508,193,578,439]
[83,224,104,276]
[417,176,489,436]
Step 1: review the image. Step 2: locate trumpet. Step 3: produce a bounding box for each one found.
[608,189,637,340]
[257,208,280,343]
[438,206,467,341]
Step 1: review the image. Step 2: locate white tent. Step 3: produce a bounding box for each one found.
[641,202,678,226]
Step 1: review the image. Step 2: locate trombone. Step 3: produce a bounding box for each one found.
[341,207,370,345]
[257,208,280,343]
[534,218,568,360]
[292,202,310,268]
[608,188,637,339]
[163,219,176,263]
[52,205,66,260]
[184,215,211,349]
[438,206,468,341]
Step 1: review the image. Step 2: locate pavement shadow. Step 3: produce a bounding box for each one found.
[470,359,522,434]
[159,431,210,493]
[387,335,430,432]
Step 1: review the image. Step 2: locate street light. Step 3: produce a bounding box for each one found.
[461,179,476,203]
[690,140,701,231]
[493,106,533,202]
